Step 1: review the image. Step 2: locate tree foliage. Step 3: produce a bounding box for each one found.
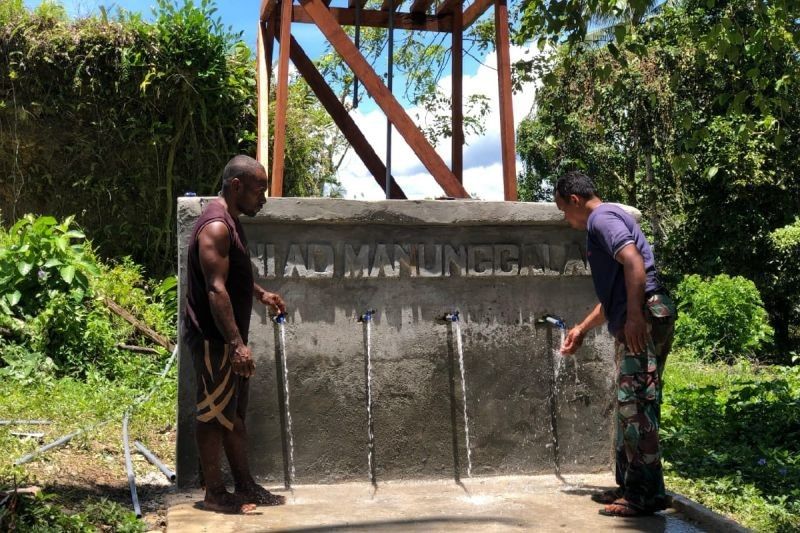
[0,214,175,382]
[0,1,255,275]
[270,77,344,198]
[515,0,800,357]
[0,1,342,276]
[674,274,774,361]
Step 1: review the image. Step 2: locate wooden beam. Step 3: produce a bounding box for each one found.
[260,0,277,22]
[104,298,174,351]
[436,0,460,16]
[348,0,368,7]
[256,21,271,171]
[292,6,453,32]
[298,0,469,197]
[463,0,492,28]
[495,0,516,201]
[452,3,463,183]
[271,0,293,198]
[409,0,435,13]
[286,36,407,199]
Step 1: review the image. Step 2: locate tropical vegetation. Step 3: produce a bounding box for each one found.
[1,0,798,530]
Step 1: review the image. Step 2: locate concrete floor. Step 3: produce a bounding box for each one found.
[167,474,708,533]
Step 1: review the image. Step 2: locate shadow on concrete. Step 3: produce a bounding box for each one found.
[273,516,525,532]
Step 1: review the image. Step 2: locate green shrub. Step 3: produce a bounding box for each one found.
[662,359,800,532]
[0,214,175,380]
[674,274,774,361]
[0,0,256,276]
[0,215,98,319]
[768,218,800,353]
[0,492,145,533]
[0,340,55,384]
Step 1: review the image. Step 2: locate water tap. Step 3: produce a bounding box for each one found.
[358,309,376,322]
[536,314,566,329]
[443,311,460,322]
[272,312,287,324]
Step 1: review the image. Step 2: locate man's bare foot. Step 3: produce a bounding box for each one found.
[237,483,286,506]
[202,491,257,514]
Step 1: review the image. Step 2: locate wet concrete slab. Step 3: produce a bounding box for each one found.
[167,474,709,532]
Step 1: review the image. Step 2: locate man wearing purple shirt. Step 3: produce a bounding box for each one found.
[555,170,676,517]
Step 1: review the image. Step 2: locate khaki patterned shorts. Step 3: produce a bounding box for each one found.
[192,339,249,431]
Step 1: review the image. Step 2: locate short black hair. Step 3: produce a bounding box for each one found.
[555,170,597,200]
[221,155,265,192]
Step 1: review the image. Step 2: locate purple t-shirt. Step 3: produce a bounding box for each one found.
[586,203,662,336]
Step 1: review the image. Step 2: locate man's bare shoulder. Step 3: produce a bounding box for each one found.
[199,220,229,240]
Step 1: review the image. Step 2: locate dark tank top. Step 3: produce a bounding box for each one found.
[185,199,253,345]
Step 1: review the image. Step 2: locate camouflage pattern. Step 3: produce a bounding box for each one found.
[613,294,676,511]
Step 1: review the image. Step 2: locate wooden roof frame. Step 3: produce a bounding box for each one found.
[257,0,517,200]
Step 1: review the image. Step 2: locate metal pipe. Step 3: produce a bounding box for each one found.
[134,440,176,483]
[11,432,45,441]
[353,0,361,108]
[385,0,395,199]
[14,431,80,465]
[536,314,566,330]
[122,413,142,518]
[12,345,177,467]
[0,420,51,425]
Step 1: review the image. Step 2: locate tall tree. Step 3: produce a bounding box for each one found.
[515,0,800,355]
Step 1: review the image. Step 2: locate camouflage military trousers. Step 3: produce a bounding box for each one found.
[614,316,675,511]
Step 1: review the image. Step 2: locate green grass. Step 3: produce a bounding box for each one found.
[0,365,176,531]
[662,351,800,532]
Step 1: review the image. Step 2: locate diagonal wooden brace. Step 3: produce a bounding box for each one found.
[298,0,470,198]
[285,35,407,199]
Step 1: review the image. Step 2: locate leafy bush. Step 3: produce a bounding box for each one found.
[0,214,175,381]
[0,491,145,533]
[0,340,55,384]
[662,358,800,532]
[674,274,774,361]
[0,215,97,318]
[767,218,800,353]
[0,0,255,276]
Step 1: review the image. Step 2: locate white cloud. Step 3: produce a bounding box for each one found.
[336,44,540,200]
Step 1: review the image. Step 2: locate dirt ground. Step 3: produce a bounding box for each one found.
[14,423,178,531]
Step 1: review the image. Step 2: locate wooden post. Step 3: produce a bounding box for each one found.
[271,0,293,198]
[463,0,492,28]
[256,20,271,172]
[286,36,407,198]
[298,0,469,198]
[452,1,463,184]
[494,0,516,201]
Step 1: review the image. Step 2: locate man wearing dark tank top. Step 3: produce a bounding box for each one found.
[185,155,287,514]
[555,171,677,517]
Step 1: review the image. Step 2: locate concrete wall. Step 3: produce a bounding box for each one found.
[176,198,620,487]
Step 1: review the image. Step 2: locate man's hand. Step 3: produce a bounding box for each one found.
[230,342,255,378]
[561,325,585,355]
[623,309,649,355]
[560,304,604,355]
[257,290,286,316]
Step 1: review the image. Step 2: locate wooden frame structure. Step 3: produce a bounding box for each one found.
[257,0,517,200]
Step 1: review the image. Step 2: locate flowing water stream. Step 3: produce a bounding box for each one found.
[452,317,472,478]
[276,316,296,484]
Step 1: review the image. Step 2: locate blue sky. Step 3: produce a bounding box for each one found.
[25,0,538,200]
[25,1,329,59]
